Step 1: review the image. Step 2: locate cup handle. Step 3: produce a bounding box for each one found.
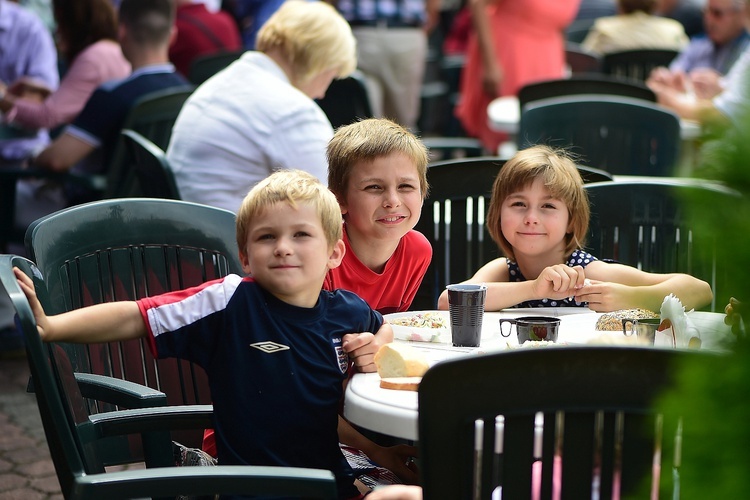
[498,319,515,337]
[622,318,635,336]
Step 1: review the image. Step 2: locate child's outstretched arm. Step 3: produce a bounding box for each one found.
[14,267,147,344]
[576,261,714,312]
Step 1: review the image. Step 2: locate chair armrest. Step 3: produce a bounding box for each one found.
[74,465,338,499]
[74,372,168,409]
[88,404,214,437]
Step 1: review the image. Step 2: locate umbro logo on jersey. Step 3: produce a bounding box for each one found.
[250,341,290,353]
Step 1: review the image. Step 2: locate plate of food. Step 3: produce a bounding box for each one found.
[384,311,449,342]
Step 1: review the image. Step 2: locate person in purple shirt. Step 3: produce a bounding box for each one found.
[0,0,59,162]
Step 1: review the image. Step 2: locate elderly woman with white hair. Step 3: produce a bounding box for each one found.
[167,0,357,214]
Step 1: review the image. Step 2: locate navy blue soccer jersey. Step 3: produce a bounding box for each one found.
[138,275,383,498]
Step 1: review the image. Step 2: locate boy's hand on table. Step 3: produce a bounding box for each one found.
[343,323,394,373]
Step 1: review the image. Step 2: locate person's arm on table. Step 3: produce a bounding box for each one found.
[33,132,96,172]
[575,261,713,312]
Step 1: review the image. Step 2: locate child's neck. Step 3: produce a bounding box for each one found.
[345,227,400,274]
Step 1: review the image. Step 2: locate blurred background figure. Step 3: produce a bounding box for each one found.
[0,0,131,137]
[332,0,440,130]
[0,0,58,163]
[167,0,356,213]
[169,0,242,77]
[574,0,617,20]
[656,0,706,37]
[455,0,580,153]
[223,0,288,50]
[582,0,690,55]
[648,0,748,98]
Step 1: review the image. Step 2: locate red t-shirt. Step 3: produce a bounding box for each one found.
[323,227,433,314]
[169,3,242,77]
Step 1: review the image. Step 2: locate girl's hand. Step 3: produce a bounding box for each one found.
[13,267,52,340]
[532,265,585,300]
[573,280,633,312]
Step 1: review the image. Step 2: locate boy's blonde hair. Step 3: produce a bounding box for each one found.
[256,1,356,85]
[486,145,590,262]
[236,170,344,252]
[327,118,430,201]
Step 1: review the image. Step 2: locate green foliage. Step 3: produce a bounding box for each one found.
[653,118,750,498]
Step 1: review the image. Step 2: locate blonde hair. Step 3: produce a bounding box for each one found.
[236,170,343,252]
[327,118,430,201]
[486,145,590,262]
[255,1,356,84]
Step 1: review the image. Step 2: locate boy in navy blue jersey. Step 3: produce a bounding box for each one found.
[15,169,392,499]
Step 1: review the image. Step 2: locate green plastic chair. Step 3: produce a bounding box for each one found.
[602,49,680,82]
[105,85,195,198]
[518,94,681,176]
[518,74,655,112]
[25,198,242,449]
[316,70,373,129]
[418,346,714,500]
[121,129,181,199]
[1,254,338,500]
[188,49,244,86]
[584,179,742,312]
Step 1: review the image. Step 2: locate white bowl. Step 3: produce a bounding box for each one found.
[384,311,449,343]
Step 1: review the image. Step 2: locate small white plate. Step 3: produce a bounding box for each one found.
[384,311,449,343]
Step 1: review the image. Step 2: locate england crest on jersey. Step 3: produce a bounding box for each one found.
[333,337,348,373]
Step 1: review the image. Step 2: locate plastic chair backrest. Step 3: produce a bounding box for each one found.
[188,49,244,86]
[105,85,195,198]
[316,70,373,129]
[518,74,655,112]
[565,42,602,74]
[602,49,680,82]
[585,179,741,311]
[121,129,181,199]
[518,94,681,176]
[412,157,505,309]
[25,198,243,446]
[0,255,338,500]
[418,346,712,500]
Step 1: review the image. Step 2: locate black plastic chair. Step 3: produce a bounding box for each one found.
[25,198,243,448]
[187,49,244,86]
[518,74,655,112]
[316,70,373,129]
[518,94,681,176]
[1,254,338,500]
[121,129,181,199]
[419,346,714,500]
[585,179,741,312]
[602,49,680,82]
[565,42,603,75]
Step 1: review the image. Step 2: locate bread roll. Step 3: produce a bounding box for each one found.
[595,308,658,331]
[374,343,429,379]
[380,377,422,391]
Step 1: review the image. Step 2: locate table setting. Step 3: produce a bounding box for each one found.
[344,295,734,441]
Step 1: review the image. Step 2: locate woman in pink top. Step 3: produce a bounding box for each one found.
[0,0,131,130]
[455,0,580,153]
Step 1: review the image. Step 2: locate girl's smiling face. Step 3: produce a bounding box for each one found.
[500,177,572,261]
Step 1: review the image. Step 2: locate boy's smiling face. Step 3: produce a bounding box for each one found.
[240,201,344,307]
[339,152,423,246]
